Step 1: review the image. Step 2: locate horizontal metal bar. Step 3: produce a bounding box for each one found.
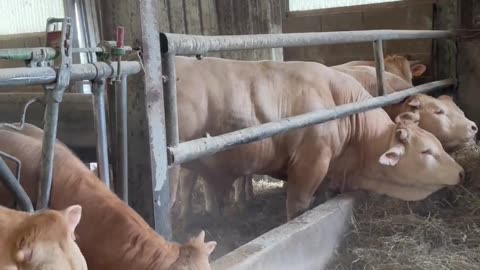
[72,46,133,54]
[160,30,454,55]
[0,61,142,87]
[0,46,134,61]
[169,79,455,165]
[0,47,58,61]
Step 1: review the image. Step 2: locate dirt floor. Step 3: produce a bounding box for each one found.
[172,177,292,260]
[172,142,480,266]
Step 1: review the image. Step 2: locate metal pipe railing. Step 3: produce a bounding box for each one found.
[114,76,128,202]
[0,61,141,87]
[162,52,179,148]
[168,79,455,165]
[92,79,111,188]
[37,91,63,209]
[0,157,33,212]
[0,47,57,61]
[160,30,454,55]
[0,46,133,61]
[373,40,386,96]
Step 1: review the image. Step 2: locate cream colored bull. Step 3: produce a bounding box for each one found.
[173,56,464,223]
[334,54,427,84]
[231,60,476,210]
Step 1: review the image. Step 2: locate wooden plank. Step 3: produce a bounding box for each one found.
[200,0,219,35]
[216,0,238,59]
[234,0,253,60]
[287,0,436,17]
[199,0,220,57]
[168,0,186,33]
[158,0,170,32]
[184,0,202,34]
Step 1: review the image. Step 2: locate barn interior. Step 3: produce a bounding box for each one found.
[1,0,480,269]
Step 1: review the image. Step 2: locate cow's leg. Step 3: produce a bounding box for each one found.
[202,178,220,217]
[203,177,231,218]
[245,175,254,201]
[178,169,197,228]
[233,176,246,204]
[286,152,331,220]
[233,175,252,214]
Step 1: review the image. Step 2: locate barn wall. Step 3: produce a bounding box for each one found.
[157,0,283,60]
[283,0,435,83]
[456,0,480,127]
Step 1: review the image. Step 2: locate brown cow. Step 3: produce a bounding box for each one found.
[172,56,463,222]
[0,126,216,270]
[0,205,87,270]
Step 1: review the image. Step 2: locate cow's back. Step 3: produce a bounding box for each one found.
[175,56,377,178]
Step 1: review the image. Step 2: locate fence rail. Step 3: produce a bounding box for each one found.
[159,29,457,166]
[160,30,453,55]
[168,79,454,165]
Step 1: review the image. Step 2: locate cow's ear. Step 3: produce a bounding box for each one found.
[395,112,419,126]
[410,64,426,77]
[15,238,33,263]
[407,98,421,109]
[204,241,217,255]
[61,205,82,240]
[193,230,205,245]
[379,144,405,166]
[438,95,453,101]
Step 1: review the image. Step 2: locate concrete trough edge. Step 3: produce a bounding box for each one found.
[212,192,364,270]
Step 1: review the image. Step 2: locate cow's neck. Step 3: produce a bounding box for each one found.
[337,110,398,191]
[52,167,180,270]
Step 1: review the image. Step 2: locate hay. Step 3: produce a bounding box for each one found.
[332,142,480,270]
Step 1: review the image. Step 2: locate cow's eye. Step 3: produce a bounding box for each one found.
[434,109,445,115]
[421,149,433,155]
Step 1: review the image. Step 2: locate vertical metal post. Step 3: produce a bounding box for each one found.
[114,76,128,202]
[139,0,172,239]
[106,82,117,182]
[373,39,386,96]
[92,79,111,188]
[162,51,179,148]
[99,0,171,238]
[37,92,61,209]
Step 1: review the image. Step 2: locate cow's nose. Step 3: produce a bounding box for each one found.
[459,170,465,185]
[471,124,478,133]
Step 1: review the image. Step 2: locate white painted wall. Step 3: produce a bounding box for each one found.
[0,0,64,35]
[289,0,401,11]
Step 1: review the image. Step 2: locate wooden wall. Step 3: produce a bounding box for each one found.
[156,0,283,60]
[456,0,480,126]
[283,0,435,83]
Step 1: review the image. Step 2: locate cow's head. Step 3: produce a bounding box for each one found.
[374,112,464,201]
[384,55,427,84]
[391,94,477,151]
[12,205,87,270]
[170,230,216,270]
